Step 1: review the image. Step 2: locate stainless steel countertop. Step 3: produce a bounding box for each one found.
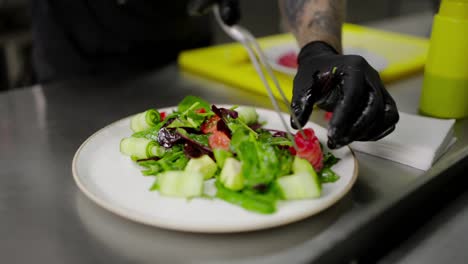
[381,189,468,264]
[1,12,467,264]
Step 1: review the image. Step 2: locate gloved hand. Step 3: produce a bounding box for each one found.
[187,0,240,26]
[291,41,399,149]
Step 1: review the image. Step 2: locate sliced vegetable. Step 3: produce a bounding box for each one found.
[157,171,204,198]
[201,115,221,134]
[120,137,164,160]
[293,156,316,175]
[237,106,258,125]
[155,171,181,195]
[220,157,244,191]
[208,131,230,151]
[276,157,321,200]
[276,172,321,200]
[184,155,217,179]
[130,109,161,132]
[294,128,324,171]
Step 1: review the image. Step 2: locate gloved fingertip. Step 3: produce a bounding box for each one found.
[290,114,305,129]
[290,119,299,129]
[327,138,337,149]
[290,120,305,129]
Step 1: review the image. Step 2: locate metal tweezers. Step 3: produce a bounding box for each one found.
[213,6,305,148]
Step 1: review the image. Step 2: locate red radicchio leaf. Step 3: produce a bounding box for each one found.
[272,131,288,138]
[264,128,290,137]
[157,127,182,148]
[252,183,268,193]
[177,132,213,154]
[211,105,237,138]
[248,122,263,131]
[163,117,176,127]
[265,129,292,150]
[216,120,231,138]
[211,105,238,119]
[184,127,204,135]
[136,156,161,162]
[183,142,214,159]
[176,130,214,159]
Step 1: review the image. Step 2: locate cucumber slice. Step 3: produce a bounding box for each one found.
[276,157,322,200]
[179,172,204,198]
[120,137,161,160]
[131,112,149,132]
[276,172,321,200]
[220,158,244,191]
[184,155,217,179]
[158,171,183,196]
[130,109,161,132]
[237,106,258,125]
[158,171,204,198]
[292,156,316,174]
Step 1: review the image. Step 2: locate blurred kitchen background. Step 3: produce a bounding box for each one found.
[0,0,439,91]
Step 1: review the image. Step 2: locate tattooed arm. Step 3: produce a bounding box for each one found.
[279,0,345,52]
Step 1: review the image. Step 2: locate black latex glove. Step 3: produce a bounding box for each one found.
[291,41,399,149]
[187,0,240,26]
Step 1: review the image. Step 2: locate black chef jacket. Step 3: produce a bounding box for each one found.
[32,0,212,83]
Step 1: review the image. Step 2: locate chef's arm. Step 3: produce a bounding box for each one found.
[278,0,345,52]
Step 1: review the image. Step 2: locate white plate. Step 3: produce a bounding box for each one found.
[264,43,389,75]
[72,106,358,233]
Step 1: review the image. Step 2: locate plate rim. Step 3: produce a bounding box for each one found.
[72,106,359,233]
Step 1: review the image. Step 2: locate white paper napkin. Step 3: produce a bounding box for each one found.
[350,112,457,171]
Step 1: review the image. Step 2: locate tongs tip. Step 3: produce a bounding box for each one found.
[212,5,308,147]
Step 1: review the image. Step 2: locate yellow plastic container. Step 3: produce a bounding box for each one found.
[420,0,468,119]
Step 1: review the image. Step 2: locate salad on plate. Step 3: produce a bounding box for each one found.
[120,96,340,214]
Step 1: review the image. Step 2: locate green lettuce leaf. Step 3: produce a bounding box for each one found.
[318,152,341,183]
[215,181,277,214]
[177,95,211,113]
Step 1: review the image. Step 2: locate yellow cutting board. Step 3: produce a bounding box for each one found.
[178,23,429,100]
